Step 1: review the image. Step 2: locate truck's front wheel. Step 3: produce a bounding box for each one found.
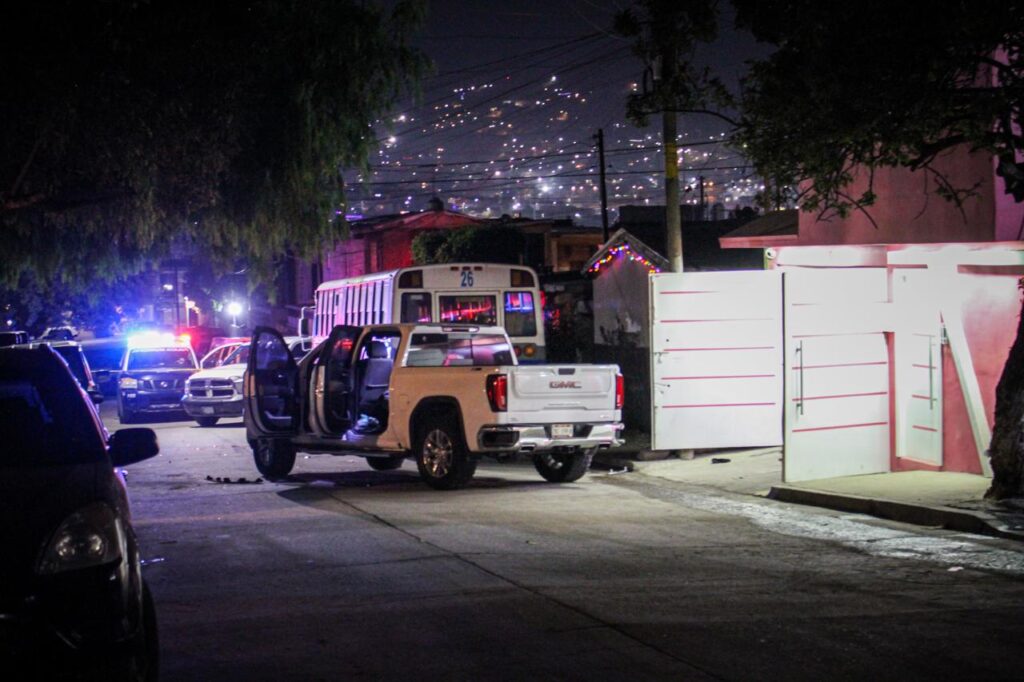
[252,438,296,480]
[533,448,594,483]
[414,418,476,490]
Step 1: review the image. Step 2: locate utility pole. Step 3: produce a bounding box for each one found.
[595,128,610,242]
[659,49,683,272]
[698,174,705,220]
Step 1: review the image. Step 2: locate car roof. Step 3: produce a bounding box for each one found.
[20,340,80,349]
[0,345,82,384]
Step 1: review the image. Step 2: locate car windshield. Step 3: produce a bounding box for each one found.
[127,348,196,370]
[221,345,250,366]
[0,377,104,466]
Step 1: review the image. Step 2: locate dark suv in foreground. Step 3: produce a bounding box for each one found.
[0,346,160,680]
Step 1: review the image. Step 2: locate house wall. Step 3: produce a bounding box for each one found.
[796,147,998,246]
[922,267,1024,475]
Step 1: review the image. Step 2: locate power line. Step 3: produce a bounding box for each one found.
[366,138,733,171]
[349,163,750,187]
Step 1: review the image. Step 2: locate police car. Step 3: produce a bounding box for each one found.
[117,333,199,423]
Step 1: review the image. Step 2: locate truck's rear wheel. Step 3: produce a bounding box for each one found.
[533,448,594,483]
[414,418,476,490]
[252,438,296,480]
[196,416,219,427]
[367,454,405,471]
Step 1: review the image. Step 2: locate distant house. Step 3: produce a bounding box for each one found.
[323,198,484,281]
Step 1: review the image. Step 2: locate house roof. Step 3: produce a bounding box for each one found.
[718,209,798,249]
[582,228,670,276]
[351,208,483,234]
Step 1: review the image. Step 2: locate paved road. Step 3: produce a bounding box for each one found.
[106,404,1024,681]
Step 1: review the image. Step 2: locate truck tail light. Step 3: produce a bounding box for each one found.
[486,374,508,412]
[615,374,624,410]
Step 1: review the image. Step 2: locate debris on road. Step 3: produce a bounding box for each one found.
[711,457,731,464]
[205,475,264,484]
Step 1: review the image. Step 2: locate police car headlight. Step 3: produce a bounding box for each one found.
[119,377,138,389]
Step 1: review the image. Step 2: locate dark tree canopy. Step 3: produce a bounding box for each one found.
[0,0,428,288]
[732,0,1024,217]
[411,226,525,266]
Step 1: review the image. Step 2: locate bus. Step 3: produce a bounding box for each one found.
[310,263,546,362]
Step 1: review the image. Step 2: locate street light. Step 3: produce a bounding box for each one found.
[227,301,243,328]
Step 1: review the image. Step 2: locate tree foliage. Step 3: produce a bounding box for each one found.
[732,0,1024,218]
[411,226,525,265]
[613,0,728,127]
[0,0,429,289]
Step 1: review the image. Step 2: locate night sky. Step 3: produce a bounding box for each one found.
[345,0,768,224]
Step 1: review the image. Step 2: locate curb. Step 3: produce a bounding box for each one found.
[769,485,1024,543]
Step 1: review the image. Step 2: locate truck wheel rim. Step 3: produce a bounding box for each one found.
[423,429,453,477]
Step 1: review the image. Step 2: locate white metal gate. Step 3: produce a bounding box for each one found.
[783,268,892,482]
[650,271,783,450]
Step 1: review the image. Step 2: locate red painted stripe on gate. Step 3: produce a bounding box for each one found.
[912,425,938,432]
[659,290,717,295]
[911,394,932,401]
[792,421,887,433]
[791,391,887,402]
[662,317,775,323]
[664,346,775,352]
[662,402,776,408]
[802,361,886,370]
[664,374,775,380]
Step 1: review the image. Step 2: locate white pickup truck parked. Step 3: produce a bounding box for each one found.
[243,323,623,489]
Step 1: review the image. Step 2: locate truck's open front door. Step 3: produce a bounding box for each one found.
[245,327,300,435]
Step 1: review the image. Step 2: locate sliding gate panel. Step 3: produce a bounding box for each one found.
[651,271,783,451]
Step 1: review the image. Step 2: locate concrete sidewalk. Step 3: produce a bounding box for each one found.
[593,440,1024,542]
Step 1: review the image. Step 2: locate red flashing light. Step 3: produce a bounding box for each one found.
[486,374,508,412]
[615,374,624,410]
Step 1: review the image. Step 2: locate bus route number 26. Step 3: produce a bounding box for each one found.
[460,271,474,288]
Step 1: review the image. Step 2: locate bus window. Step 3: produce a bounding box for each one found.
[401,293,432,323]
[439,295,497,326]
[503,292,537,337]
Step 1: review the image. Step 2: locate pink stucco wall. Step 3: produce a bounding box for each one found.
[796,147,999,246]
[927,267,1024,475]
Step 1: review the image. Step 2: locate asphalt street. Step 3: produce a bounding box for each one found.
[105,403,1024,681]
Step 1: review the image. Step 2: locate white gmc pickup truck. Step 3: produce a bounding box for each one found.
[243,323,623,489]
